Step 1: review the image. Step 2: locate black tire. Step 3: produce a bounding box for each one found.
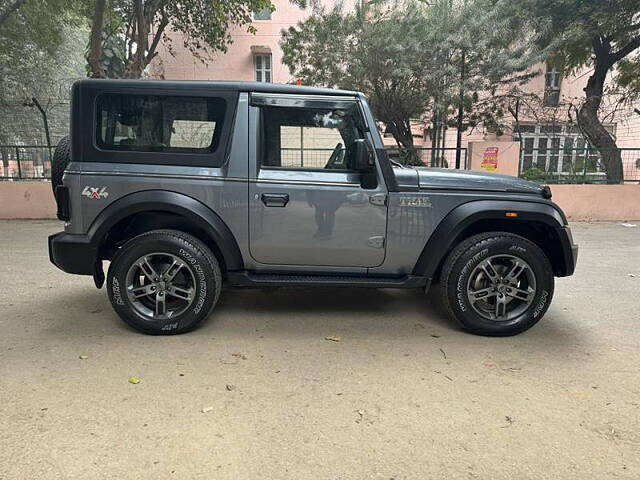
[441,232,554,336]
[107,229,222,335]
[51,136,70,198]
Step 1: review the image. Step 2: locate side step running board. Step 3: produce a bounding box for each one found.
[227,272,429,289]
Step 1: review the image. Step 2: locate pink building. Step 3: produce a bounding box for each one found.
[151,0,348,84]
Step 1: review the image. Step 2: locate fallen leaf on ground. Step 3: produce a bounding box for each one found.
[78,355,88,360]
[225,384,236,391]
[501,415,514,428]
[201,406,214,413]
[325,336,341,342]
[128,376,141,384]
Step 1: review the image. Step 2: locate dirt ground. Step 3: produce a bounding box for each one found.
[0,220,639,480]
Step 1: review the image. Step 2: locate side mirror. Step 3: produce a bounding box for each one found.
[352,139,375,172]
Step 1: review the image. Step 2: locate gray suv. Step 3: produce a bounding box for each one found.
[48,80,578,336]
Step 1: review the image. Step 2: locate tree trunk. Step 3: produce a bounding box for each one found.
[1,145,9,176]
[122,0,149,79]
[87,0,107,78]
[576,47,623,183]
[387,119,419,165]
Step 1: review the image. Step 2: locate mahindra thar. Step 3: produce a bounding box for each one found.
[48,80,578,336]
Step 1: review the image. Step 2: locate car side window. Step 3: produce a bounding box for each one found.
[260,105,365,171]
[96,93,225,154]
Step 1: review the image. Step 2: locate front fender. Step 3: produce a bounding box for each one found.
[412,199,567,279]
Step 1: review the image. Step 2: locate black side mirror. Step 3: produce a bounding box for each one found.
[352,139,375,172]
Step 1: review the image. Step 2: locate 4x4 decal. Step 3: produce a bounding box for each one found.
[81,186,109,199]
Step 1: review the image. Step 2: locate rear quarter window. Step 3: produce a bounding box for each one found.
[96,94,225,154]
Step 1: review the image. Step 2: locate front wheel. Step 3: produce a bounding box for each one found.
[441,232,554,336]
[107,230,221,335]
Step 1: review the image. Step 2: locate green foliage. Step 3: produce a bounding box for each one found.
[281,0,539,150]
[526,0,640,78]
[521,167,547,182]
[0,1,87,145]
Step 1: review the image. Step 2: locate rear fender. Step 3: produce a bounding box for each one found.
[88,190,244,271]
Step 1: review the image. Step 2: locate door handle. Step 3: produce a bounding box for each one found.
[261,193,289,207]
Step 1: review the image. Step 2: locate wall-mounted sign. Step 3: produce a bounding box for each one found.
[481,147,499,171]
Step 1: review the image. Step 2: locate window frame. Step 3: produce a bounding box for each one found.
[514,123,615,177]
[254,54,272,83]
[95,93,224,154]
[252,95,367,174]
[76,84,238,168]
[544,64,562,107]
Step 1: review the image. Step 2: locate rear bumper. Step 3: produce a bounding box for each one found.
[556,226,578,277]
[48,232,96,275]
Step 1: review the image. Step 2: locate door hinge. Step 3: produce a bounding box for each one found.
[368,236,385,249]
[369,193,387,206]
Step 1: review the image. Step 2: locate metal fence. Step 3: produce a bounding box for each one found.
[0,145,53,180]
[5,143,638,184]
[279,146,469,170]
[280,147,337,169]
[519,146,640,183]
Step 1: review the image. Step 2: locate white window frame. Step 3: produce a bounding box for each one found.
[544,64,562,106]
[514,124,613,178]
[254,54,272,83]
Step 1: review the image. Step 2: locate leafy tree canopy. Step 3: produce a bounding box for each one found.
[0,0,86,145]
[281,0,539,154]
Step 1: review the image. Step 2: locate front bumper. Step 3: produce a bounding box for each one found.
[48,232,96,275]
[556,226,578,276]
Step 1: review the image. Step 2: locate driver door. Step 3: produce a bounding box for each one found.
[248,94,388,268]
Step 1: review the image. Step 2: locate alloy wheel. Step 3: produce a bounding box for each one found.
[125,252,196,321]
[466,254,537,321]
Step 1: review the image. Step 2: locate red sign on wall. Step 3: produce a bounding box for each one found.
[481,147,499,171]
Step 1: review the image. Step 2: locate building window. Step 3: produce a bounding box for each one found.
[513,124,614,178]
[544,63,562,107]
[255,54,272,83]
[254,8,272,20]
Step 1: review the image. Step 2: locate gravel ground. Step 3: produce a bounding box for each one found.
[0,220,639,480]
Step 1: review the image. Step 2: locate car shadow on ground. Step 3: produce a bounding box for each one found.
[39,284,583,349]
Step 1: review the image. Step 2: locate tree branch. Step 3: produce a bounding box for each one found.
[611,35,640,63]
[146,11,169,64]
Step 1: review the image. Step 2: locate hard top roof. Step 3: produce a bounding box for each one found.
[75,79,359,97]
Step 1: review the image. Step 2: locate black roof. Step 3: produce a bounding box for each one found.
[75,79,359,97]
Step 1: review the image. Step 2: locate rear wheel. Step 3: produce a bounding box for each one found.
[441,232,554,336]
[107,230,221,335]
